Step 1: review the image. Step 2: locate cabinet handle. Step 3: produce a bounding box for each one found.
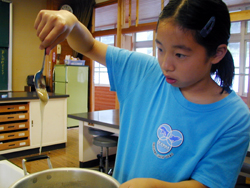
[8,126,15,128]
[8,134,14,137]
[7,107,15,110]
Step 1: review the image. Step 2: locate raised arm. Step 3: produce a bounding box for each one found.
[34,10,108,66]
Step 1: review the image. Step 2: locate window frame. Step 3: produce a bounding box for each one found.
[94,35,115,86]
[229,19,250,97]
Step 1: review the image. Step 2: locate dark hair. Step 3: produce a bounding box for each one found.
[157,0,234,92]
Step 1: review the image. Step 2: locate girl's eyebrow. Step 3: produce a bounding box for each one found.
[155,39,162,45]
[155,39,192,52]
[173,45,192,52]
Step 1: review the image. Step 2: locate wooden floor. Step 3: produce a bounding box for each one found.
[8,127,80,174]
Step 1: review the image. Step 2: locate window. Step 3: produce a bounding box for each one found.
[228,42,240,92]
[94,35,115,85]
[229,20,250,96]
[134,31,154,56]
[231,22,241,34]
[247,21,250,33]
[245,41,250,94]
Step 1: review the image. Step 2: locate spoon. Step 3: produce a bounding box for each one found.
[34,50,49,103]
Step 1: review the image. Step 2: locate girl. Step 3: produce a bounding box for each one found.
[35,0,250,187]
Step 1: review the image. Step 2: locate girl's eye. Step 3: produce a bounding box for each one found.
[176,53,186,58]
[157,47,163,52]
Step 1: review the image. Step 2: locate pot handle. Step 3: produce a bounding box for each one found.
[22,155,53,175]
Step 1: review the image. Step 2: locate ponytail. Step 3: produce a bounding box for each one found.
[211,50,235,92]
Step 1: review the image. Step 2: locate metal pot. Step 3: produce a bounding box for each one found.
[10,167,120,188]
[10,155,120,188]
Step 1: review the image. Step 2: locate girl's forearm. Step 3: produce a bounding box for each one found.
[119,178,207,188]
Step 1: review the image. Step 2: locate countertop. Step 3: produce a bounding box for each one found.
[0,155,5,161]
[68,109,119,129]
[0,91,69,101]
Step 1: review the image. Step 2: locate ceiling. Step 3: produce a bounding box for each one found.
[223,0,250,7]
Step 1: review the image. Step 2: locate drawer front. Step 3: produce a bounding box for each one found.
[0,139,30,150]
[0,130,29,141]
[0,112,29,122]
[0,121,29,132]
[0,103,29,113]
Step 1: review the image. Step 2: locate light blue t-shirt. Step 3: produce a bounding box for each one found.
[106,45,250,188]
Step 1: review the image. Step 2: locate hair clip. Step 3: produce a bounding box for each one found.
[200,16,216,38]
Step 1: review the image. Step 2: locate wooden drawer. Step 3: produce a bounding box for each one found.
[0,130,29,141]
[0,112,29,122]
[0,121,29,132]
[0,103,29,113]
[0,139,30,150]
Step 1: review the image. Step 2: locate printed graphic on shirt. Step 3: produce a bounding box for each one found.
[152,124,183,159]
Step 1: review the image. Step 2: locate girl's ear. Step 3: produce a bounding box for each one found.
[211,44,228,64]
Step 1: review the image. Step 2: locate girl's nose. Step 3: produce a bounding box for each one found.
[161,55,175,72]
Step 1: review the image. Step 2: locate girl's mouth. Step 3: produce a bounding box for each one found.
[165,76,177,84]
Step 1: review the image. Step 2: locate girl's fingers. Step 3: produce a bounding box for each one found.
[40,22,69,50]
[34,10,43,30]
[35,10,51,41]
[42,31,69,54]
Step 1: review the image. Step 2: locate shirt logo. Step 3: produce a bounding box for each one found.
[153,124,183,159]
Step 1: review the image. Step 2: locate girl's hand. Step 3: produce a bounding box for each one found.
[119,178,157,188]
[34,10,78,54]
[119,178,208,188]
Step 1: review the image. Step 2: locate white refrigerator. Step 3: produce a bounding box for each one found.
[53,65,89,127]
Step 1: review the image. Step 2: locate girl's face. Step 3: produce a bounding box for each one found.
[156,20,215,91]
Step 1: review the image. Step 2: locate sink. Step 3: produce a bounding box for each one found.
[0,160,24,188]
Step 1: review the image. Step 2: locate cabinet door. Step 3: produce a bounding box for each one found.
[29,98,67,147]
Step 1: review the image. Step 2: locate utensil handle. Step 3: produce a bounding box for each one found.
[40,49,46,72]
[22,154,53,175]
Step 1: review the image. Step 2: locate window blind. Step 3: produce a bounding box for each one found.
[94,0,167,31]
[124,0,166,26]
[95,3,118,31]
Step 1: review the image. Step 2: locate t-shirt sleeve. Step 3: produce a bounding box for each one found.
[106,45,158,102]
[192,109,250,188]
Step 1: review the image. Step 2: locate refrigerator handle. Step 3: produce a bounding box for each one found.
[52,67,55,82]
[52,82,55,93]
[65,83,68,94]
[65,66,68,83]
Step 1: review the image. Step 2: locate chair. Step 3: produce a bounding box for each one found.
[235,162,250,188]
[88,127,118,174]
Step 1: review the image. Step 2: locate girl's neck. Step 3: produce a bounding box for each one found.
[180,79,229,104]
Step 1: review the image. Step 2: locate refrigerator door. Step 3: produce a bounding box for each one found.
[66,66,88,127]
[54,65,66,82]
[54,82,66,94]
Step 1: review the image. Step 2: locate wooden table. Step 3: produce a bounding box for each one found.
[68,109,119,167]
